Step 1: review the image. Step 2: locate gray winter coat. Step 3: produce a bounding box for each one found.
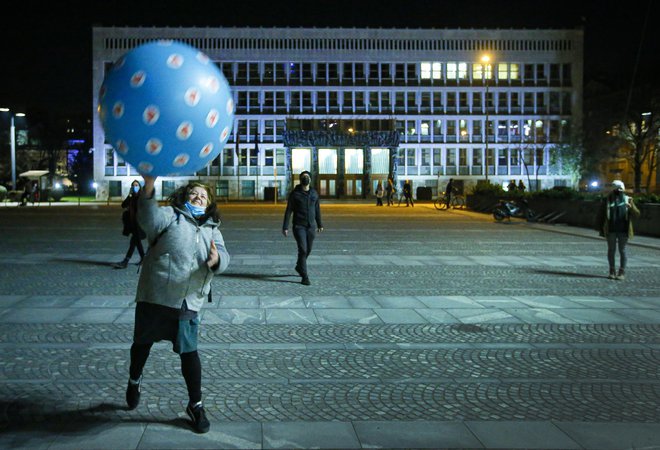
[135,193,230,312]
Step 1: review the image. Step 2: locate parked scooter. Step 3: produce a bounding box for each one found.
[492,198,536,222]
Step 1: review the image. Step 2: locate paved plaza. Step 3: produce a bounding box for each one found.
[0,202,659,449]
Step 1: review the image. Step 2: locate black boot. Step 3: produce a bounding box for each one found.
[114,258,129,269]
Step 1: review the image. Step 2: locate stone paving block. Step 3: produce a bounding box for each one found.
[49,422,146,450]
[469,296,526,308]
[415,308,460,323]
[353,420,483,449]
[0,427,55,450]
[304,296,353,308]
[505,308,576,324]
[259,296,305,309]
[415,295,481,308]
[14,295,80,308]
[446,308,521,324]
[72,295,134,308]
[113,309,136,324]
[216,295,260,308]
[265,308,318,324]
[374,308,427,323]
[214,309,266,324]
[262,421,360,449]
[616,308,660,323]
[466,420,581,449]
[373,296,427,308]
[555,422,660,450]
[346,296,380,308]
[315,309,383,324]
[0,295,27,307]
[61,308,125,324]
[511,296,583,309]
[550,308,633,324]
[138,421,261,449]
[2,307,73,323]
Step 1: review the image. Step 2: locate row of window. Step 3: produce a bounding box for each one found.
[234,90,572,115]
[219,62,572,85]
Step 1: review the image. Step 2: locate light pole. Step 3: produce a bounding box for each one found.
[480,55,491,183]
[0,108,25,190]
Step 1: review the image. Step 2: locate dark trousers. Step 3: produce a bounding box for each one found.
[293,225,316,276]
[405,194,414,207]
[386,193,393,206]
[607,232,628,270]
[130,343,202,405]
[376,197,383,206]
[124,234,145,261]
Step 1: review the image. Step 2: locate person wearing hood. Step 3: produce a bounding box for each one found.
[125,175,230,434]
[115,179,146,269]
[596,180,640,280]
[282,170,324,285]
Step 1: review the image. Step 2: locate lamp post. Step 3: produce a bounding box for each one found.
[480,55,491,182]
[0,108,25,190]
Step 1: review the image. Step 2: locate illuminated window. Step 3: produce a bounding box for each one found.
[473,64,484,80]
[421,122,430,136]
[344,148,364,174]
[421,62,431,79]
[458,63,468,79]
[498,63,508,80]
[447,63,457,79]
[510,64,519,79]
[432,62,442,79]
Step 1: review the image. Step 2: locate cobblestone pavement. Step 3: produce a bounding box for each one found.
[1,203,659,449]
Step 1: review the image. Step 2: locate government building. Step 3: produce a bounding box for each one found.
[91,27,583,200]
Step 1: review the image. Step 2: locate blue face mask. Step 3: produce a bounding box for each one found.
[132,185,140,194]
[185,201,206,217]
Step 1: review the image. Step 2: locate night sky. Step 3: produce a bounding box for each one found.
[0,0,658,116]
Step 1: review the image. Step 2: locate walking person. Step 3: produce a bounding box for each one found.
[518,180,526,192]
[403,179,414,207]
[114,180,146,269]
[282,171,324,285]
[19,179,33,206]
[125,175,230,434]
[596,180,640,280]
[445,178,454,209]
[385,177,394,206]
[375,180,384,206]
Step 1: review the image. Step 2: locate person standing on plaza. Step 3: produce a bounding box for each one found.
[19,179,33,206]
[445,178,454,209]
[375,180,384,206]
[385,177,395,206]
[282,170,323,285]
[114,180,146,269]
[595,180,639,280]
[125,175,230,434]
[518,180,526,192]
[403,179,414,207]
[507,179,517,193]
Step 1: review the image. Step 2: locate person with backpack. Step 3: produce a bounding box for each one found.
[114,180,146,269]
[125,175,230,434]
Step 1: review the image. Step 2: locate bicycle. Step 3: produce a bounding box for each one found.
[434,190,465,210]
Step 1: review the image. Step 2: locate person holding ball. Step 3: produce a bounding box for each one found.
[125,175,229,434]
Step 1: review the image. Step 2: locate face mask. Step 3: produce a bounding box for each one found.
[132,186,139,194]
[300,176,311,186]
[185,201,206,217]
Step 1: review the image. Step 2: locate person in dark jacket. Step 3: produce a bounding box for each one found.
[445,178,454,209]
[282,171,324,285]
[125,175,230,434]
[403,179,414,207]
[595,180,640,280]
[114,180,146,269]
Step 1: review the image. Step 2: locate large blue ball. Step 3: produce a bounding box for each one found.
[99,41,234,176]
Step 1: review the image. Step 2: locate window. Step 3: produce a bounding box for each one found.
[406,148,416,167]
[458,63,468,79]
[421,62,431,79]
[432,62,442,79]
[433,119,443,138]
[317,63,327,82]
[407,64,416,81]
[318,148,338,174]
[289,91,301,112]
[472,148,483,166]
[342,63,352,82]
[421,120,431,137]
[447,62,458,79]
[380,63,390,81]
[510,64,520,80]
[498,63,508,80]
[345,148,364,174]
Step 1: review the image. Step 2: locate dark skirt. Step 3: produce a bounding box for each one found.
[133,301,199,354]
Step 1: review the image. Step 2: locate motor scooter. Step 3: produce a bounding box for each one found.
[492,198,536,222]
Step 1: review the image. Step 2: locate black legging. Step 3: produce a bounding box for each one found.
[129,343,202,405]
[124,234,145,261]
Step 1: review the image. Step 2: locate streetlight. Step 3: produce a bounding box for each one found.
[0,108,26,190]
[480,55,492,182]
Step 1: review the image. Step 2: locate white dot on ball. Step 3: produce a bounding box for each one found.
[176,122,194,140]
[130,71,146,88]
[112,102,125,119]
[116,139,129,155]
[143,106,160,125]
[145,138,163,155]
[167,54,184,69]
[138,162,154,173]
[172,153,190,167]
[206,109,219,128]
[184,88,201,106]
[220,127,229,141]
[226,99,234,115]
[199,143,214,158]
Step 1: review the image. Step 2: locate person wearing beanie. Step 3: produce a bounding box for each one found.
[282,170,324,285]
[595,180,640,280]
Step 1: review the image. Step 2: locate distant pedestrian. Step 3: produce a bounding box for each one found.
[445,178,454,209]
[403,179,414,207]
[114,180,146,269]
[126,175,230,434]
[518,180,526,192]
[595,180,640,280]
[507,179,517,192]
[385,177,395,206]
[282,171,324,285]
[19,180,33,206]
[375,180,384,206]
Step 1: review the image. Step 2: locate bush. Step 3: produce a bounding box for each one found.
[530,186,581,200]
[634,193,660,204]
[470,182,505,196]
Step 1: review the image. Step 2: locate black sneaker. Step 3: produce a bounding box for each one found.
[186,403,210,433]
[125,376,141,410]
[301,277,311,286]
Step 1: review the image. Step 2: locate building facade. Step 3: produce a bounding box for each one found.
[92,27,583,200]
